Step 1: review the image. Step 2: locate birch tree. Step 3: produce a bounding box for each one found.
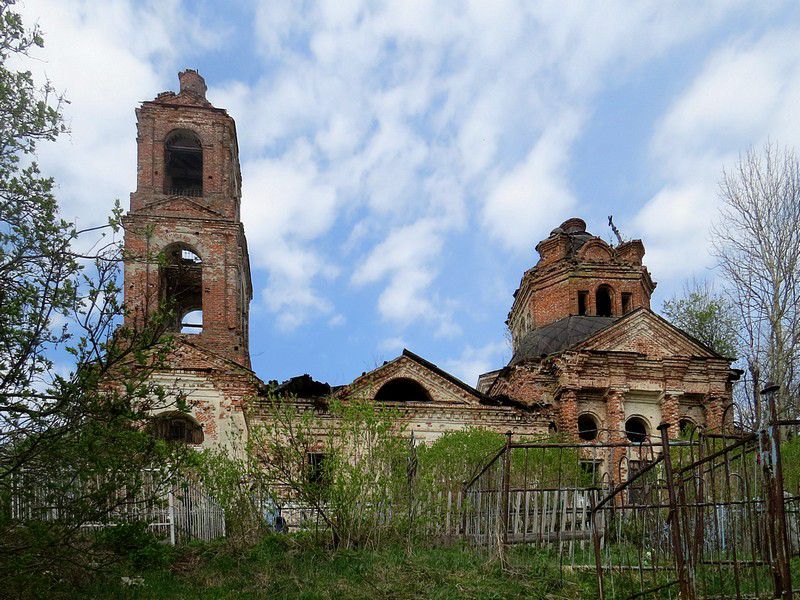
[711,143,800,425]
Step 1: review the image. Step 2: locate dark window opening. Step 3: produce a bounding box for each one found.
[150,414,203,444]
[625,416,648,443]
[577,414,598,441]
[160,244,203,333]
[596,285,613,317]
[375,378,432,403]
[164,131,203,196]
[307,452,327,486]
[621,292,632,314]
[577,291,588,316]
[679,418,696,437]
[548,421,558,435]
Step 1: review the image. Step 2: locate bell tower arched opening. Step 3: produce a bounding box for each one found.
[595,285,613,317]
[164,130,203,196]
[160,244,203,333]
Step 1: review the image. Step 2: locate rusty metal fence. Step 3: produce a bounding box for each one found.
[462,412,800,598]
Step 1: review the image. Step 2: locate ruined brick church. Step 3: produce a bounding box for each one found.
[122,71,738,471]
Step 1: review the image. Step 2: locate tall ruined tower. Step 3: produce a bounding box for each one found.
[123,70,252,368]
[506,218,656,352]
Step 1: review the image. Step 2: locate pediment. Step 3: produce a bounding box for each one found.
[347,350,482,406]
[574,309,721,359]
[141,196,226,219]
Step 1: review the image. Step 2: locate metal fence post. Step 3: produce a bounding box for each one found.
[589,491,605,600]
[762,384,793,599]
[168,486,176,546]
[499,431,512,568]
[659,422,695,600]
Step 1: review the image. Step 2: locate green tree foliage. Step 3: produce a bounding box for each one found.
[0,1,190,589]
[662,279,738,359]
[247,395,409,549]
[242,396,589,551]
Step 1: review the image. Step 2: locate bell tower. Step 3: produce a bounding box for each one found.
[122,70,252,368]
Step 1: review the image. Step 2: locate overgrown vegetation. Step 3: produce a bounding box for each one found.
[0,0,194,590]
[49,534,599,600]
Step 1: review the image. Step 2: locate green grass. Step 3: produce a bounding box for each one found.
[72,535,598,600]
[20,531,800,599]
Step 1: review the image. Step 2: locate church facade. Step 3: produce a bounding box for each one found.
[121,71,739,472]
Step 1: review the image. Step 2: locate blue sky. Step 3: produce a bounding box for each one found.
[18,0,800,387]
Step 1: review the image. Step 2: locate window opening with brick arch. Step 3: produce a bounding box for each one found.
[374,378,432,402]
[180,309,203,334]
[625,416,649,443]
[679,418,696,437]
[595,284,613,317]
[577,413,599,441]
[164,130,203,196]
[149,413,204,444]
[160,243,203,333]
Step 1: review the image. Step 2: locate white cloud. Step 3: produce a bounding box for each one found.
[240,142,341,330]
[18,0,794,337]
[637,28,800,284]
[352,219,446,326]
[482,110,583,251]
[17,0,220,225]
[235,1,762,329]
[378,337,406,354]
[444,341,509,387]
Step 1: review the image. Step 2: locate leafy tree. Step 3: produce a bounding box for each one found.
[661,279,738,359]
[0,0,188,588]
[249,394,408,549]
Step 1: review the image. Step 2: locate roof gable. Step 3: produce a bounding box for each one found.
[573,308,723,359]
[346,349,483,405]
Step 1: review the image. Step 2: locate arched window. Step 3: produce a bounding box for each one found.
[160,244,203,333]
[595,285,613,317]
[625,416,648,443]
[150,413,204,444]
[577,414,598,441]
[679,418,696,437]
[164,130,203,196]
[180,309,203,334]
[374,378,432,402]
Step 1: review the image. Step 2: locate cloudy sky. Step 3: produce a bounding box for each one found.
[17,0,800,386]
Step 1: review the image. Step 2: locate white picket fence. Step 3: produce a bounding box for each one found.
[10,470,226,545]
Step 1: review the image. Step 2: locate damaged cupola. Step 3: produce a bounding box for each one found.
[506,217,656,353]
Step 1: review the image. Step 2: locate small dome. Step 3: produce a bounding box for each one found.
[559,217,587,234]
[549,227,564,236]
